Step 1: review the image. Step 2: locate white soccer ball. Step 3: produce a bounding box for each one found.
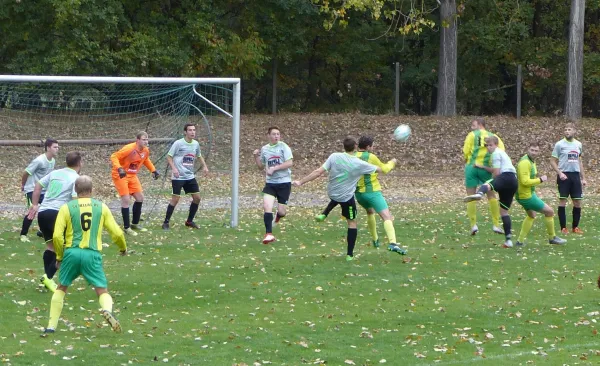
[393,124,411,142]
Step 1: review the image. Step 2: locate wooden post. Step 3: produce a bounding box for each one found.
[517,64,522,119]
[395,62,400,115]
[272,58,278,115]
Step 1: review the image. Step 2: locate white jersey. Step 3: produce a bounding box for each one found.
[260,141,293,184]
[552,138,582,173]
[24,154,55,193]
[38,168,79,212]
[491,149,516,174]
[323,152,377,202]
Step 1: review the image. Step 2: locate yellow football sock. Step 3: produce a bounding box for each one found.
[467,201,477,227]
[544,216,556,239]
[383,220,397,244]
[99,293,113,313]
[518,216,535,243]
[48,289,65,330]
[488,198,501,227]
[367,214,378,241]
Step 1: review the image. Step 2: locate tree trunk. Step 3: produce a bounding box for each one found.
[436,0,457,117]
[272,58,277,114]
[565,0,585,120]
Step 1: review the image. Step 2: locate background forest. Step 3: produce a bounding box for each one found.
[1,0,600,116]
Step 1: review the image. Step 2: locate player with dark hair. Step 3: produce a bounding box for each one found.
[550,123,586,234]
[294,137,405,261]
[27,151,82,292]
[42,175,126,335]
[162,124,208,230]
[515,141,566,246]
[253,126,293,244]
[464,136,517,248]
[315,136,403,252]
[19,138,59,242]
[110,131,159,236]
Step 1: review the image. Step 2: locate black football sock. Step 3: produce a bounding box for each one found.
[558,206,566,229]
[264,212,273,234]
[121,207,130,229]
[347,228,358,256]
[187,202,199,222]
[164,204,175,224]
[132,202,142,225]
[572,207,581,229]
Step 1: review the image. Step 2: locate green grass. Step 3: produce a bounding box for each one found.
[1,202,600,365]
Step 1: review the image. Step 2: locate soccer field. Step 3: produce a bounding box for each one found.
[1,200,599,365]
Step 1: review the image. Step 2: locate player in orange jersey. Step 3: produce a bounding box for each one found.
[110,132,159,235]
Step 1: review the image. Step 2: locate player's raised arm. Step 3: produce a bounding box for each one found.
[294,166,325,186]
[370,154,396,174]
[253,148,264,170]
[517,159,543,187]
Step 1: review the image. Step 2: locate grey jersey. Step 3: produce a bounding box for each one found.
[323,152,377,202]
[38,167,79,212]
[261,141,293,183]
[491,149,516,174]
[168,138,201,181]
[552,138,582,172]
[24,154,55,193]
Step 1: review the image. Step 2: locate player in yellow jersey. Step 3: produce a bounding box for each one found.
[515,141,566,246]
[42,176,127,336]
[354,136,406,254]
[462,117,505,235]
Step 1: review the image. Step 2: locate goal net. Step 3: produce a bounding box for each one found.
[0,75,241,227]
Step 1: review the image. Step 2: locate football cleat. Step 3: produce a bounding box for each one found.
[20,235,30,243]
[560,228,569,235]
[185,221,199,229]
[492,226,504,235]
[549,236,567,245]
[372,239,380,248]
[388,244,407,255]
[515,241,525,247]
[101,310,122,332]
[124,227,138,236]
[40,328,55,337]
[162,222,170,231]
[346,255,354,262]
[503,240,513,248]
[572,227,583,234]
[40,274,57,293]
[262,233,276,244]
[470,224,479,236]
[464,193,483,202]
[130,224,148,232]
[315,214,327,222]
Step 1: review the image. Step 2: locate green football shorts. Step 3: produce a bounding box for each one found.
[59,248,108,288]
[355,191,389,213]
[465,164,492,189]
[516,194,546,212]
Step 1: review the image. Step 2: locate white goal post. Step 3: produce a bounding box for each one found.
[0,75,242,228]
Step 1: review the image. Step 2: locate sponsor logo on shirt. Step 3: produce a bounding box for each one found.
[267,156,282,167]
[182,153,196,167]
[567,150,579,163]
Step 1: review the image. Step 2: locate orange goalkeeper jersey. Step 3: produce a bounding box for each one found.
[110,143,156,177]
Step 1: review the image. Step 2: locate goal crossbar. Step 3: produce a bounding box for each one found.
[0,138,176,146]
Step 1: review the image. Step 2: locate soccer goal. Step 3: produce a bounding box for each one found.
[0,75,241,227]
